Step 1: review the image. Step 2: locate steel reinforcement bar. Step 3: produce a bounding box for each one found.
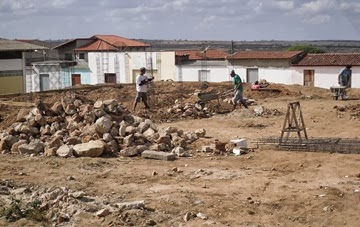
[257,137,360,154]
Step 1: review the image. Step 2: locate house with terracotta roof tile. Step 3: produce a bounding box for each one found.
[292,53,360,88]
[27,35,177,90]
[227,51,306,84]
[175,49,230,82]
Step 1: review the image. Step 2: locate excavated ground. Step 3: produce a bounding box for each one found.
[1,81,360,227]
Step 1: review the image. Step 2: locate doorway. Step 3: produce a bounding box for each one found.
[246,68,258,83]
[303,70,314,87]
[104,73,116,83]
[39,74,50,91]
[72,74,81,86]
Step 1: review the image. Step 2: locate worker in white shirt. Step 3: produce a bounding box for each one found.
[133,67,153,112]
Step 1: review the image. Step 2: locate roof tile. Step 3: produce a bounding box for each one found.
[294,53,360,66]
[228,51,303,59]
[175,49,228,60]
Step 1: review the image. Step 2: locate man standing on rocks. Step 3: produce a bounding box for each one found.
[230,70,248,110]
[133,67,153,112]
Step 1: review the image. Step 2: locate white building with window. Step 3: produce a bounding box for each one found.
[175,50,230,82]
[292,53,360,88]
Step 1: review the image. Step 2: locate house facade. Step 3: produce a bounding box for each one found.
[227,51,305,84]
[175,49,230,82]
[292,53,360,88]
[51,35,176,86]
[0,39,47,94]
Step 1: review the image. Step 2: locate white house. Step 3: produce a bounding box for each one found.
[175,49,230,82]
[292,53,360,88]
[50,35,176,87]
[227,51,305,84]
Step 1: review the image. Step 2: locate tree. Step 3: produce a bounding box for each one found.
[287,44,325,54]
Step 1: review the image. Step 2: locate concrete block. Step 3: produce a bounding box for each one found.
[141,150,176,161]
[230,139,248,148]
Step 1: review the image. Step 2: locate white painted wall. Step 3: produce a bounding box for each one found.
[159,52,176,81]
[292,66,360,88]
[176,62,232,82]
[88,51,176,84]
[0,59,22,70]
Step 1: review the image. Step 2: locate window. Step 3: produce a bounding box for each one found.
[79,53,85,60]
[104,73,116,83]
[64,53,73,61]
[0,70,23,77]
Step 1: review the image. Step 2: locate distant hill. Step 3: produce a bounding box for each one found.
[136,39,360,53]
[31,38,360,53]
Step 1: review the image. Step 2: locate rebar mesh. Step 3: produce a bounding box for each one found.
[257,137,360,154]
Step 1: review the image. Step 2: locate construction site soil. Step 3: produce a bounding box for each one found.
[1,81,360,227]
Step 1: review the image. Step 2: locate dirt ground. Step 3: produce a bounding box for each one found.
[1,82,360,227]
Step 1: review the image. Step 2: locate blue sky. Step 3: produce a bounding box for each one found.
[0,0,359,41]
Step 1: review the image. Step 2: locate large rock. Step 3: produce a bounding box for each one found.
[138,122,150,133]
[18,142,44,155]
[73,140,105,157]
[56,145,73,157]
[145,119,158,132]
[11,140,28,153]
[51,102,63,114]
[119,125,126,137]
[123,135,134,147]
[95,116,112,134]
[47,137,62,150]
[16,109,29,122]
[119,147,139,157]
[141,150,176,161]
[3,135,19,148]
[93,101,104,109]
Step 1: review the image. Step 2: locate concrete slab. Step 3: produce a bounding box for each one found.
[141,150,176,161]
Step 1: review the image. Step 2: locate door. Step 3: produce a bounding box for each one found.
[72,74,81,86]
[247,68,258,83]
[39,74,50,91]
[104,73,116,83]
[198,70,210,82]
[303,70,314,87]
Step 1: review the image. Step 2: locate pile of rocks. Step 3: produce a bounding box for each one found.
[0,179,144,224]
[0,96,206,158]
[166,102,213,119]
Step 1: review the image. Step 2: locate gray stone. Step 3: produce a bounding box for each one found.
[84,112,96,124]
[34,114,46,126]
[165,126,178,134]
[119,125,126,137]
[95,116,112,135]
[107,140,120,153]
[96,208,111,217]
[18,142,44,155]
[16,109,29,122]
[56,145,73,158]
[47,137,62,150]
[3,135,19,148]
[0,186,10,195]
[70,191,86,198]
[11,140,27,153]
[145,119,158,131]
[73,99,82,107]
[141,150,176,161]
[137,122,149,134]
[143,128,156,139]
[202,146,213,153]
[125,126,137,135]
[196,212,208,220]
[119,147,139,157]
[103,133,113,142]
[94,100,104,109]
[172,147,189,157]
[156,135,171,145]
[66,137,81,145]
[116,200,145,210]
[94,108,106,118]
[123,134,134,147]
[171,136,187,148]
[65,104,77,115]
[73,140,105,157]
[40,125,52,136]
[195,128,206,138]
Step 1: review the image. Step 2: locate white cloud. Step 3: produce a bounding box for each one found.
[304,14,331,24]
[298,0,336,14]
[273,0,294,10]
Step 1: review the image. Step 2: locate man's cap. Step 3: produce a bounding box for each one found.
[140,67,146,71]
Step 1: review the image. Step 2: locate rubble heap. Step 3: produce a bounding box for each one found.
[0,96,206,158]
